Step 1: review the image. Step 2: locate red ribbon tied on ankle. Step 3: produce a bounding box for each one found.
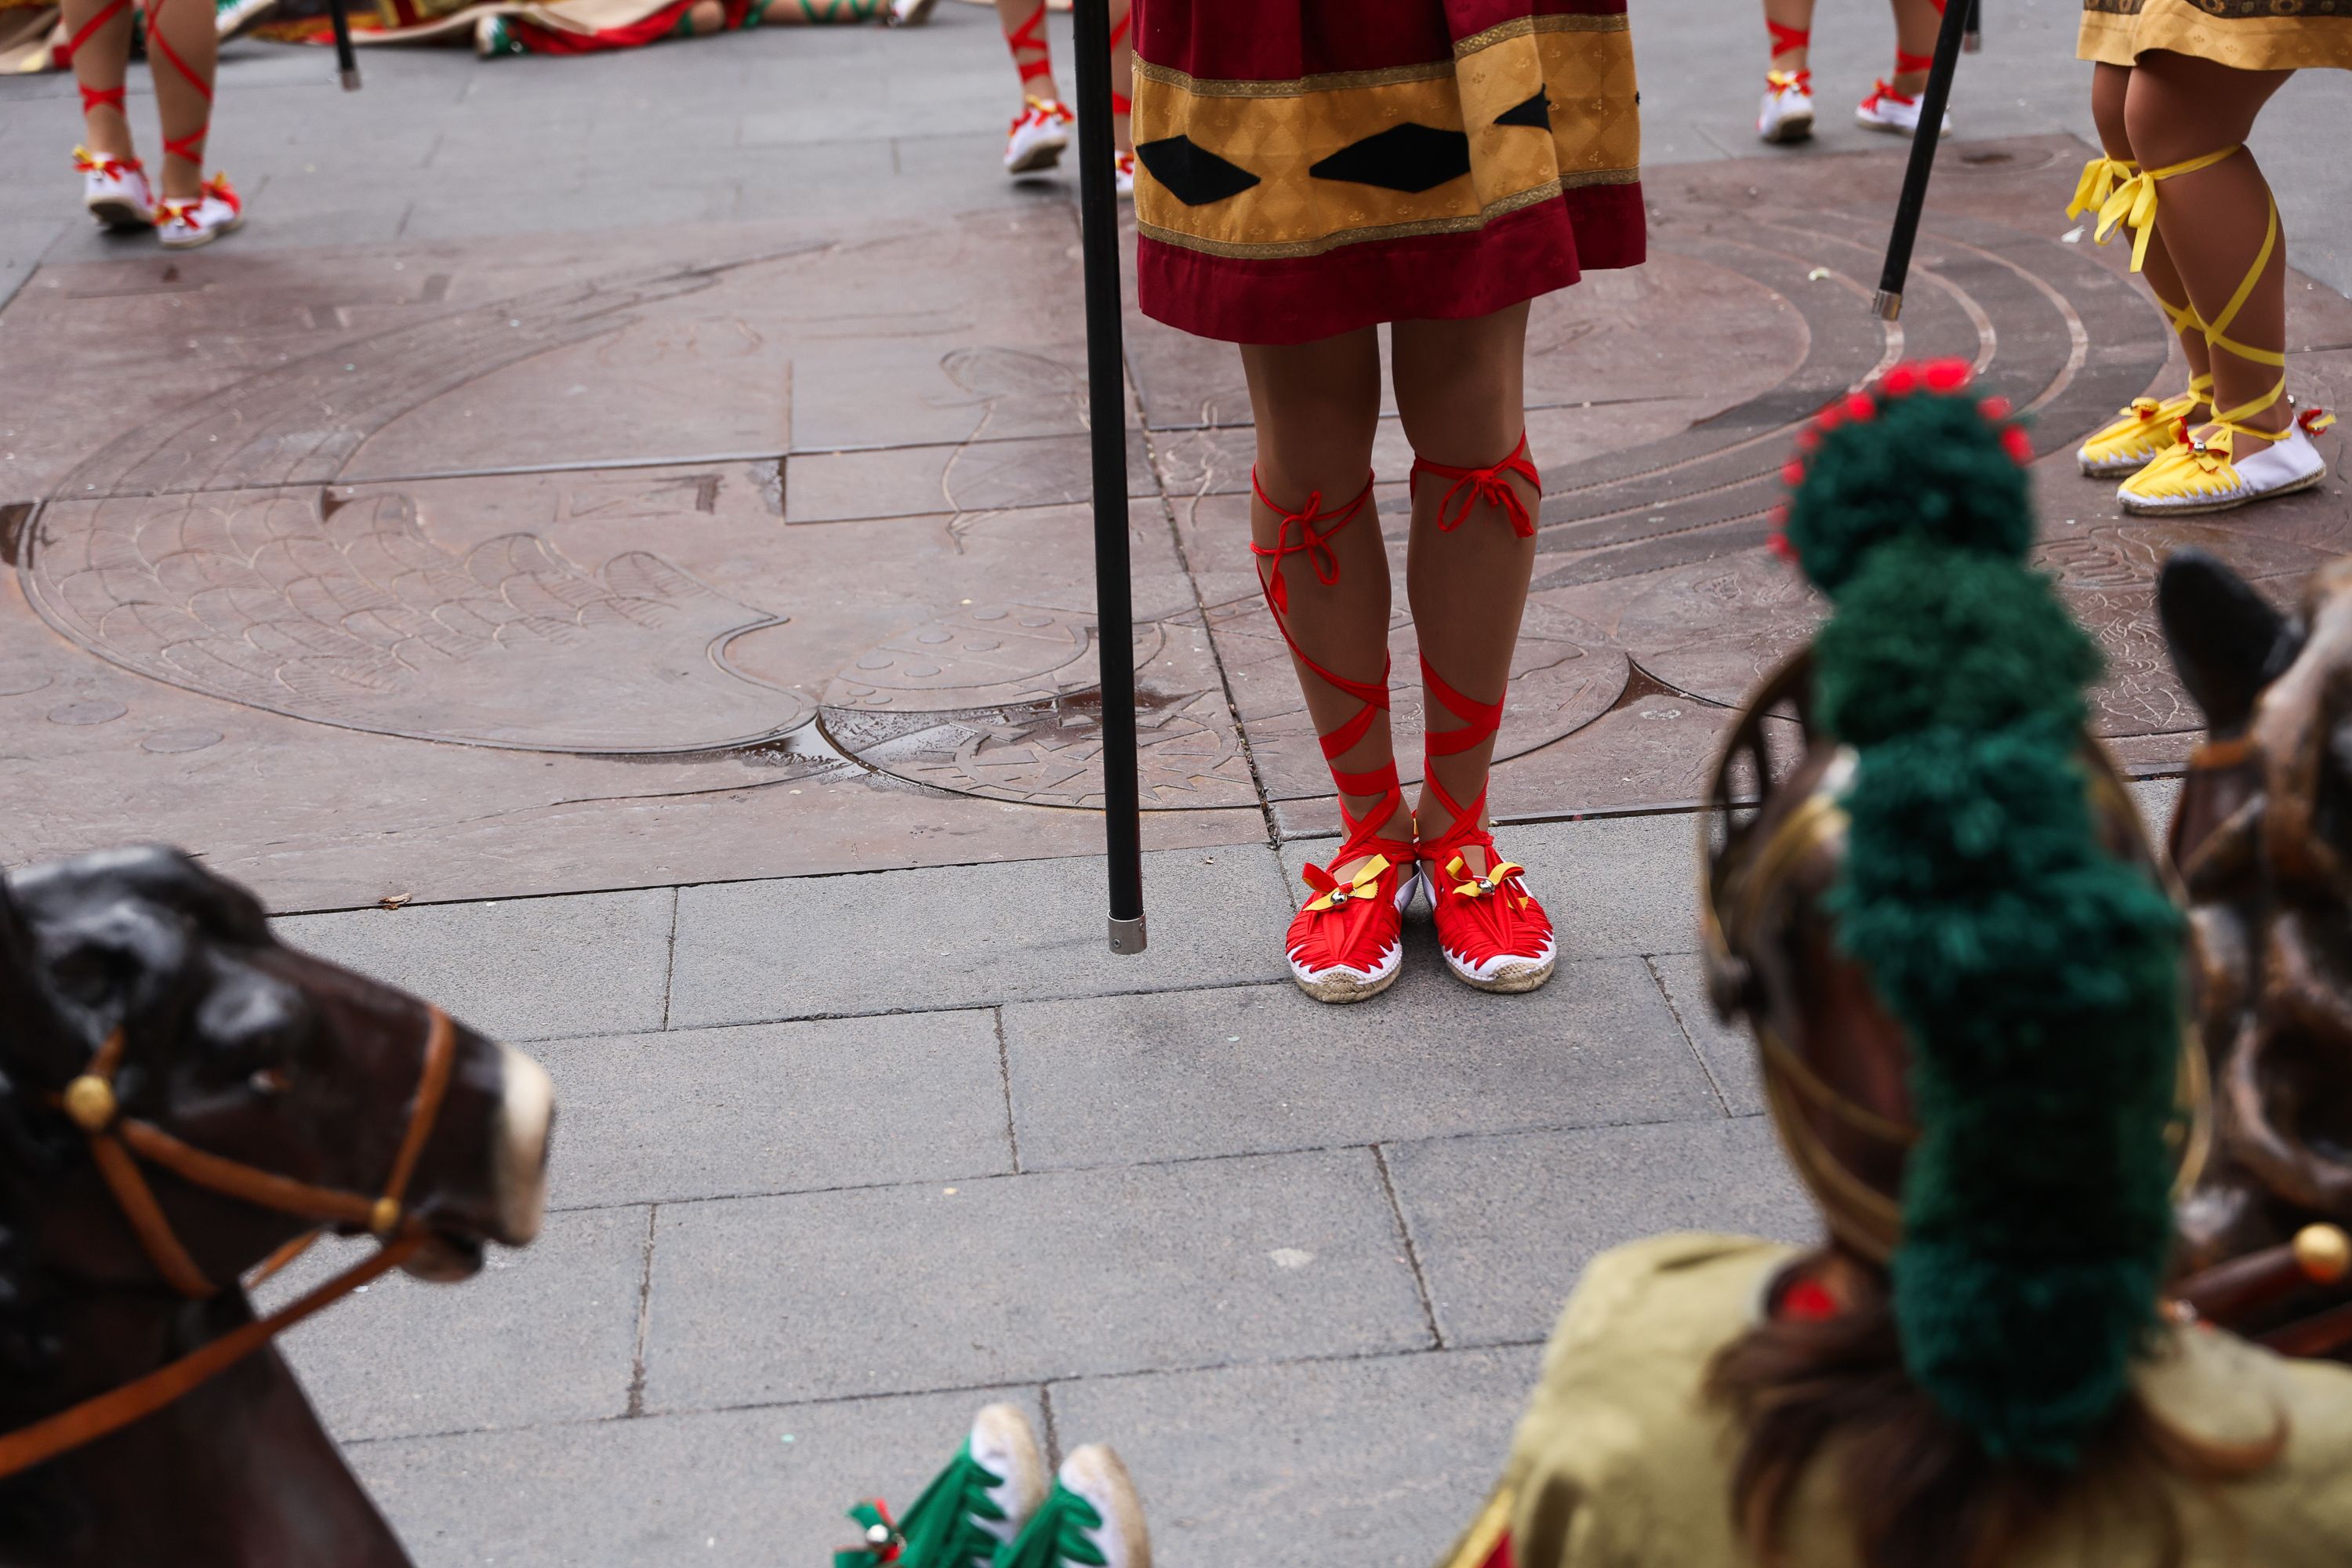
[1429,469,1535,539]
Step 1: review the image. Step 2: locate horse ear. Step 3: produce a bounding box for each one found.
[0,876,71,1081]
[2158,550,2305,736]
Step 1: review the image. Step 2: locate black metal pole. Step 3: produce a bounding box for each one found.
[1963,0,1983,53]
[1871,0,1972,320]
[1072,0,1145,955]
[328,0,362,89]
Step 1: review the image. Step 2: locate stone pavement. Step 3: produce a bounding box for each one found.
[0,1,2341,1562]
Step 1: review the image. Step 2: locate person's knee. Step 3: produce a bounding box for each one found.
[2089,65,2132,161]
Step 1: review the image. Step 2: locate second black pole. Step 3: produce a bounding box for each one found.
[1072,0,1147,955]
[1871,0,1973,320]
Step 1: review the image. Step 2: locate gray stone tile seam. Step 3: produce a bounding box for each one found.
[1642,953,1733,1120]
[624,1203,658,1419]
[992,1007,1024,1175]
[1036,1381,1065,1472]
[337,1340,1550,1450]
[1370,1144,1444,1352]
[270,836,1278,917]
[533,1112,1753,1221]
[659,885,681,1032]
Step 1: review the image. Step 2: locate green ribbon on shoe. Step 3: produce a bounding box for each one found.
[836,1441,1014,1568]
[993,1483,1108,1568]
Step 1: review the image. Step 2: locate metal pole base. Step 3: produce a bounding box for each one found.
[1871,289,1903,321]
[339,67,363,90]
[1108,915,1148,955]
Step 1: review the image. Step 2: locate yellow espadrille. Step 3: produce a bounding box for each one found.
[2077,379,2209,478]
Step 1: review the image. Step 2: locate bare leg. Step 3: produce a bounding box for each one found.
[996,0,1058,106]
[1240,330,1405,877]
[1392,305,1537,879]
[2124,50,2294,452]
[58,0,136,163]
[1889,0,1942,95]
[143,0,219,201]
[1763,0,1815,74]
[2092,61,2209,409]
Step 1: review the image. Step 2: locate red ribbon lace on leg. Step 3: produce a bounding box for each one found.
[1407,433,1539,539]
[60,0,129,71]
[1248,469,1404,862]
[1004,2,1051,83]
[1765,18,1808,56]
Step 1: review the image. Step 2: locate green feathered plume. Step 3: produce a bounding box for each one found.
[1781,362,2183,1468]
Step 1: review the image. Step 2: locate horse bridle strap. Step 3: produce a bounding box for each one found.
[58,1007,456,1297]
[0,1007,457,1480]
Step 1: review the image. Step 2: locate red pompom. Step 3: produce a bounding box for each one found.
[1924,358,1972,393]
[1814,403,1844,433]
[1794,427,1822,453]
[1768,527,1796,563]
[1882,364,1919,397]
[2002,426,2034,466]
[1843,391,1877,423]
[1978,395,2013,423]
[1780,460,1807,488]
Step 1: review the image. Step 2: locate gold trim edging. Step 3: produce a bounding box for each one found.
[1135,169,1640,262]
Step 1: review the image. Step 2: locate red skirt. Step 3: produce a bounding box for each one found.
[1131,0,1645,345]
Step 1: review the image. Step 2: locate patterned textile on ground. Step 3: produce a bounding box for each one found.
[1129,0,1643,344]
[2079,0,2352,72]
[253,0,882,54]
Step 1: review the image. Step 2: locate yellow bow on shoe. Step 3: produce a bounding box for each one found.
[1303,854,1392,913]
[1445,855,1526,901]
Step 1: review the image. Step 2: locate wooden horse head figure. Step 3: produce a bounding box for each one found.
[2161,551,2352,1336]
[0,846,554,1566]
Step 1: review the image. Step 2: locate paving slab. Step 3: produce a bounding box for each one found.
[1385,1118,1816,1347]
[534,1010,1013,1210]
[350,1385,1050,1568]
[641,1149,1431,1410]
[666,844,1293,1028]
[1647,952,1761,1119]
[275,887,675,1043]
[1048,1346,1539,1567]
[1004,960,1718,1171]
[266,1207,646,1442]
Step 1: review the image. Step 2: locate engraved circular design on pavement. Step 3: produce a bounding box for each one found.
[19,257,815,755]
[48,698,127,725]
[818,604,1255,811]
[142,728,224,753]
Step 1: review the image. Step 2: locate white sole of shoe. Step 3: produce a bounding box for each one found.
[2120,466,2325,516]
[888,0,938,24]
[1760,111,1813,144]
[1060,1446,1152,1568]
[1006,136,1068,176]
[86,196,151,230]
[2079,451,2168,479]
[158,212,244,251]
[1291,960,1401,1004]
[1442,950,1557,995]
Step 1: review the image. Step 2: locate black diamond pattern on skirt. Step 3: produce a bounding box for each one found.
[1134,136,1263,206]
[1494,89,1552,130]
[1308,123,1473,194]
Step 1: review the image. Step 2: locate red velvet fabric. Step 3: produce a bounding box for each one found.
[1138,0,1627,80]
